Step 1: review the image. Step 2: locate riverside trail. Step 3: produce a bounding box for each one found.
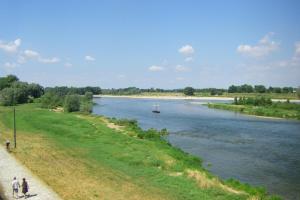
[0,147,61,200]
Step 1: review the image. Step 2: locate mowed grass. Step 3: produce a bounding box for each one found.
[0,104,279,200]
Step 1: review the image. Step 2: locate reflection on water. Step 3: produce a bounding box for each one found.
[93,97,300,200]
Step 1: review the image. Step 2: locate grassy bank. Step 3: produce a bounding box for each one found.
[0,104,280,200]
[207,103,300,120]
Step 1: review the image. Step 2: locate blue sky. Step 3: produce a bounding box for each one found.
[0,0,300,88]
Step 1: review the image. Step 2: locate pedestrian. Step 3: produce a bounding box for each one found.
[6,139,10,151]
[21,178,29,199]
[12,177,20,199]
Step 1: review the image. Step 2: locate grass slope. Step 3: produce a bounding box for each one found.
[0,104,280,200]
[207,103,300,120]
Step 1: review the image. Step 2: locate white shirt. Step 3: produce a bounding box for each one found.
[12,180,20,190]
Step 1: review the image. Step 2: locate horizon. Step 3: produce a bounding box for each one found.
[1,0,300,88]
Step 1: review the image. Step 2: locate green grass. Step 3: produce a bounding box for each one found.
[0,104,280,200]
[207,102,300,120]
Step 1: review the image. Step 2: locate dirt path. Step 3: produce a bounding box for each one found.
[0,147,62,200]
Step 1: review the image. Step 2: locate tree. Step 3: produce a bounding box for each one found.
[228,85,238,93]
[297,87,300,99]
[84,91,93,101]
[0,75,19,90]
[27,83,44,98]
[183,87,195,96]
[64,94,80,112]
[254,85,266,93]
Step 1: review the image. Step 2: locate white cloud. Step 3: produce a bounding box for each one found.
[178,45,195,56]
[24,49,39,58]
[175,65,189,72]
[64,62,73,67]
[38,57,60,63]
[85,55,95,61]
[237,33,279,57]
[148,65,164,72]
[185,57,193,62]
[0,38,21,53]
[4,62,17,69]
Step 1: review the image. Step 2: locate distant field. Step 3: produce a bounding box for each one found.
[0,104,279,200]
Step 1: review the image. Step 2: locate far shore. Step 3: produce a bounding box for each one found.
[94,95,300,103]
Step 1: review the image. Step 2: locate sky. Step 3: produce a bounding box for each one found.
[0,0,300,89]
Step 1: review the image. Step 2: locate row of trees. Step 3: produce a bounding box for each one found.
[45,86,101,96]
[228,84,294,93]
[0,75,44,106]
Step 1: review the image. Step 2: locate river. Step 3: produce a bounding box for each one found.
[93,97,300,200]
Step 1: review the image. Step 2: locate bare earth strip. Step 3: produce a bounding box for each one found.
[0,147,62,200]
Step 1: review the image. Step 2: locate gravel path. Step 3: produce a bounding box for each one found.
[0,147,62,200]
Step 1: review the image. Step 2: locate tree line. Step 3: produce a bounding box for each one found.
[228,84,294,93]
[0,75,101,113]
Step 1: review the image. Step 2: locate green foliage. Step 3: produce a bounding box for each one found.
[64,94,81,112]
[254,85,266,93]
[183,87,195,96]
[45,86,101,95]
[27,83,44,98]
[40,92,64,108]
[297,87,300,98]
[0,74,19,90]
[208,101,300,120]
[0,75,43,106]
[84,91,93,101]
[234,97,272,106]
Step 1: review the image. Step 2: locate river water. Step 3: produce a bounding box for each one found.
[93,97,300,200]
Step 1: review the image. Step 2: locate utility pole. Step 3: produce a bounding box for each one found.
[14,107,16,148]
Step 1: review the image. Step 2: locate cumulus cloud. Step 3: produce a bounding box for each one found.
[178,45,195,56]
[0,38,21,53]
[85,55,95,61]
[237,33,279,57]
[148,65,164,71]
[4,62,17,69]
[19,49,60,64]
[38,57,60,63]
[175,65,189,72]
[24,49,39,58]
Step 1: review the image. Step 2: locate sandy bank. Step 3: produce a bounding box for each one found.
[94,95,233,101]
[94,95,300,103]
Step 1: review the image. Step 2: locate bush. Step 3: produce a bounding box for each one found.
[64,94,81,112]
[40,92,64,108]
[183,87,195,96]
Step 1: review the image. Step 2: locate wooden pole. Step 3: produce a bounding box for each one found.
[14,107,16,148]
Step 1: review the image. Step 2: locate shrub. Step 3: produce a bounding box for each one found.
[64,94,81,112]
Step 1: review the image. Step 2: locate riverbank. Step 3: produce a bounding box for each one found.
[95,95,300,103]
[207,103,300,120]
[0,103,279,200]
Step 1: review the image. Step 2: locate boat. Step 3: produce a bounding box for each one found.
[152,104,160,113]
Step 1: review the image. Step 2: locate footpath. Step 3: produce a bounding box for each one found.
[0,147,61,200]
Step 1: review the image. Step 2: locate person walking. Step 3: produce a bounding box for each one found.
[12,177,20,199]
[21,178,29,199]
